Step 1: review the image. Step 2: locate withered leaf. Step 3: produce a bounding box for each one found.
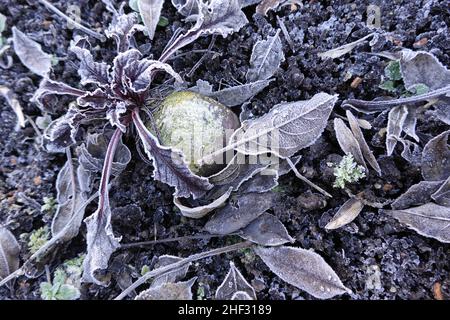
[403,107,419,142]
[400,49,450,91]
[346,110,381,175]
[246,30,285,82]
[174,187,232,219]
[398,138,422,166]
[254,246,351,299]
[231,291,254,300]
[171,0,198,16]
[135,277,197,300]
[432,176,450,207]
[391,181,443,210]
[138,0,164,40]
[421,130,450,181]
[318,33,374,60]
[325,198,364,230]
[12,27,51,77]
[225,92,337,159]
[215,261,256,300]
[133,110,212,199]
[386,105,408,156]
[255,0,282,16]
[385,203,450,243]
[0,227,20,281]
[238,169,279,194]
[204,192,274,235]
[151,255,191,288]
[0,85,25,130]
[239,212,294,246]
[333,118,367,170]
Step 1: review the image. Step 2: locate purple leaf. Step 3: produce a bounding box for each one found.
[77,88,110,109]
[105,13,144,52]
[132,110,213,199]
[70,36,111,86]
[106,101,127,132]
[32,78,86,111]
[111,49,142,95]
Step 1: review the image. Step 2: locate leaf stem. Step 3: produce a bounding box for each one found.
[114,241,253,300]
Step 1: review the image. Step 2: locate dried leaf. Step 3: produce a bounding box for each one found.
[325,198,364,230]
[398,138,422,166]
[12,27,51,77]
[385,203,450,243]
[421,130,450,181]
[318,33,374,60]
[196,79,273,107]
[346,110,381,175]
[138,0,164,40]
[225,92,337,159]
[205,192,274,235]
[135,278,197,300]
[255,0,281,16]
[392,181,443,210]
[400,49,450,91]
[77,131,131,176]
[133,110,213,199]
[171,0,198,16]
[0,227,20,281]
[403,107,419,142]
[238,168,279,194]
[231,291,253,300]
[333,118,367,171]
[246,30,285,82]
[432,176,450,207]
[174,187,232,219]
[254,246,351,299]
[151,255,191,288]
[215,261,256,300]
[239,212,294,246]
[386,106,408,156]
[0,85,25,130]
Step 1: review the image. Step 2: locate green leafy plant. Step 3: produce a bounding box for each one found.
[40,269,80,300]
[27,226,50,254]
[41,196,57,213]
[332,154,366,189]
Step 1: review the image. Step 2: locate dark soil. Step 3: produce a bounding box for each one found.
[0,0,449,300]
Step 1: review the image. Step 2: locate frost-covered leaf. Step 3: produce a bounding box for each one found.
[238,169,279,194]
[432,101,450,125]
[133,110,212,199]
[135,278,197,300]
[12,27,51,76]
[400,49,450,91]
[171,0,198,16]
[215,261,256,300]
[106,13,144,52]
[385,203,450,243]
[77,131,131,176]
[205,192,274,235]
[174,187,232,219]
[325,198,364,230]
[403,107,419,142]
[255,0,282,16]
[246,30,285,82]
[159,0,248,62]
[82,130,123,286]
[432,176,450,207]
[391,181,443,210]
[43,106,85,153]
[0,85,25,130]
[210,80,273,107]
[333,118,367,171]
[386,106,408,156]
[318,33,374,60]
[32,78,86,112]
[151,255,191,288]
[254,246,351,299]
[138,0,164,40]
[106,101,127,132]
[346,110,381,175]
[398,138,422,166]
[239,212,294,246]
[69,37,111,86]
[0,227,20,281]
[421,130,450,181]
[51,160,91,239]
[218,92,336,160]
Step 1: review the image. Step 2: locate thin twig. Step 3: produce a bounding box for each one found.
[276,16,295,53]
[114,241,253,300]
[119,233,237,249]
[286,157,333,198]
[37,0,105,41]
